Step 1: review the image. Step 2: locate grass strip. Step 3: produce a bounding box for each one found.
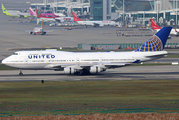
[1,80,179,102]
[0,64,17,70]
[0,80,179,116]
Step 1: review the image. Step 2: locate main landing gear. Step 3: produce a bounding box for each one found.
[19,69,23,76]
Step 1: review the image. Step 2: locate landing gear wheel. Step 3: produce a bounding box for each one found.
[19,70,23,76]
[79,69,90,76]
[19,73,23,76]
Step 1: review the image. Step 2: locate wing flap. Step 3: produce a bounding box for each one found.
[45,30,54,32]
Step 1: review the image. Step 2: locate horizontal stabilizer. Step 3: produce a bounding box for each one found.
[145,53,168,58]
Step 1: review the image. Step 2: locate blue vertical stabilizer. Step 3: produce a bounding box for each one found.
[135,27,172,52]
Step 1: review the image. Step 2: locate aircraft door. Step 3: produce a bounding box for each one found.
[100,57,104,64]
[76,57,80,64]
[24,58,28,63]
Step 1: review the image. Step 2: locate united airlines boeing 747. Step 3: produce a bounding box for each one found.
[2,27,172,75]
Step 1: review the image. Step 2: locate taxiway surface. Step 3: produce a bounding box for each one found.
[0,65,179,82]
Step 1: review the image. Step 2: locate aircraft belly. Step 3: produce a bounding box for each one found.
[12,63,48,69]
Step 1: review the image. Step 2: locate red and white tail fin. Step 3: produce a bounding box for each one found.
[150,19,161,30]
[41,18,43,29]
[72,12,83,21]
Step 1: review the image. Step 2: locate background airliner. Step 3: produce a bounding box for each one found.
[2,27,172,76]
[72,12,119,27]
[36,9,56,21]
[1,3,32,18]
[150,19,178,36]
[29,7,65,18]
[29,19,47,35]
[35,9,73,22]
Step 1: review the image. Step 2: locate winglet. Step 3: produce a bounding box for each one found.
[135,27,172,52]
[72,12,83,21]
[150,19,161,30]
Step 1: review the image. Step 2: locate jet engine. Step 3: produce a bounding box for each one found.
[89,66,102,73]
[64,67,76,74]
[42,31,46,35]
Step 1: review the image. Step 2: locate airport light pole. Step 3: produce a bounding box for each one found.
[176,0,178,25]
[57,0,58,13]
[123,0,124,26]
[54,0,56,12]
[173,0,175,10]
[43,0,47,12]
[81,0,83,15]
[157,0,158,22]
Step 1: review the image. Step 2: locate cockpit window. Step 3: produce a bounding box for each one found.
[13,53,18,55]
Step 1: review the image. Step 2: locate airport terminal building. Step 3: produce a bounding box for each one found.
[115,0,179,25]
[30,0,179,25]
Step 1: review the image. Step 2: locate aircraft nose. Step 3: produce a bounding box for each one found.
[1,58,7,65]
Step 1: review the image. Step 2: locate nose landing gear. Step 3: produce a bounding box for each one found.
[19,70,23,76]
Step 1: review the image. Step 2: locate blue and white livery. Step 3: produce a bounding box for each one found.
[2,27,172,75]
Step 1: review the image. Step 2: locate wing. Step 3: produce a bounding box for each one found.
[93,23,104,27]
[93,23,100,27]
[15,29,32,32]
[44,62,135,70]
[17,12,25,18]
[25,30,32,32]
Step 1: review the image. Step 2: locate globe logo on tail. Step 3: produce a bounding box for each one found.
[135,35,163,52]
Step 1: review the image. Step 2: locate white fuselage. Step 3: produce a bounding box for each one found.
[33,27,42,32]
[54,13,66,17]
[55,17,74,22]
[7,10,30,17]
[2,50,167,70]
[29,27,46,35]
[77,21,118,26]
[40,17,55,22]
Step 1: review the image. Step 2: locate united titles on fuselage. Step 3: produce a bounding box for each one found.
[28,54,55,59]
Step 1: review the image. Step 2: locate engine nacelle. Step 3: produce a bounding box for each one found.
[89,66,102,73]
[64,67,76,74]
